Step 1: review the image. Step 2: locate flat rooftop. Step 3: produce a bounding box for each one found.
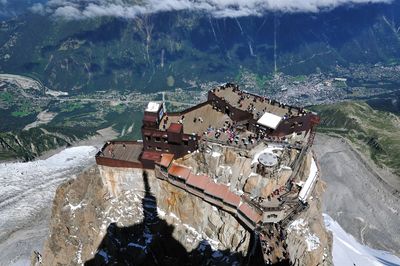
[213,85,289,119]
[160,103,231,136]
[100,142,142,163]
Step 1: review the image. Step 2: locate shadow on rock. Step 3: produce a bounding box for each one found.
[85,171,250,266]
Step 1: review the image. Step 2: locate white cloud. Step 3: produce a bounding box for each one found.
[32,0,392,19]
[30,3,46,14]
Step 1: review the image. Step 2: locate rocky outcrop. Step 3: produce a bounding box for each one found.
[177,143,295,199]
[41,165,250,265]
[40,142,332,265]
[285,180,333,266]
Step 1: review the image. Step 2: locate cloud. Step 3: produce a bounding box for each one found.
[32,0,393,19]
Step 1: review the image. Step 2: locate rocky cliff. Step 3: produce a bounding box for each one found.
[39,144,332,265]
[40,164,251,265]
[285,180,332,266]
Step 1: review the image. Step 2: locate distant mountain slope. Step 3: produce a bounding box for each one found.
[0,2,400,93]
[312,101,400,176]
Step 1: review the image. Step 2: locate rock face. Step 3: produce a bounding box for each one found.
[41,165,250,265]
[285,180,333,266]
[41,143,332,265]
[176,143,294,199]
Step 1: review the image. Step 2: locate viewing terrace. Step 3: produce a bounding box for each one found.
[212,85,294,120]
[95,141,143,168]
[159,103,230,135]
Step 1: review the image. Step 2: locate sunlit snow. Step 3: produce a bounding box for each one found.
[323,214,400,266]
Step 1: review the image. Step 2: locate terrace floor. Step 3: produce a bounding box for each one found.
[213,86,289,119]
[160,104,231,136]
[100,142,142,163]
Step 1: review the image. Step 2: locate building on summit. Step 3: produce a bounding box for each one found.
[95,83,321,264]
[96,83,319,169]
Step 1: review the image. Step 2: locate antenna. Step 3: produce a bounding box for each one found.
[274,13,278,77]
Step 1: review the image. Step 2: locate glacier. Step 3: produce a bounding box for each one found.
[323,214,400,266]
[0,146,97,266]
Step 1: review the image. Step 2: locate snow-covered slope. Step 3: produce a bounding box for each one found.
[0,146,97,265]
[324,214,400,266]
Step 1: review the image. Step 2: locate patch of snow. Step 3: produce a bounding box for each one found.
[67,200,86,211]
[143,229,153,245]
[323,214,400,266]
[388,206,398,214]
[172,220,222,251]
[288,218,306,230]
[198,241,207,252]
[157,207,166,217]
[169,212,179,221]
[305,233,320,251]
[288,218,320,251]
[182,223,220,250]
[76,241,83,265]
[212,151,221,158]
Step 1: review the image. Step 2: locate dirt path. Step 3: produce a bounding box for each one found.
[313,134,400,256]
